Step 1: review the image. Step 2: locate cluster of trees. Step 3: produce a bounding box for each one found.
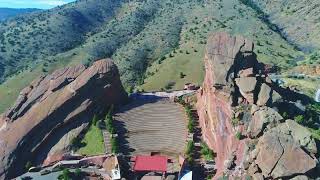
[58,168,82,180]
[294,103,320,128]
[200,142,216,161]
[185,104,195,133]
[185,140,195,164]
[176,96,195,133]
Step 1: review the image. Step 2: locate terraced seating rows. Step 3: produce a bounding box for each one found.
[114,98,188,157]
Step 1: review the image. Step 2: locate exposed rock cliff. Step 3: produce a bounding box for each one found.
[0,59,128,179]
[197,32,319,179]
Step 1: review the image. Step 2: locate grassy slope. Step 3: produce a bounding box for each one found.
[282,78,319,98]
[141,0,303,91]
[77,123,105,155]
[250,0,320,51]
[0,0,316,113]
[0,68,42,112]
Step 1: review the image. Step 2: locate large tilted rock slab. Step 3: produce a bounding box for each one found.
[0,59,127,179]
[206,32,254,86]
[197,32,318,179]
[255,120,317,179]
[197,32,253,177]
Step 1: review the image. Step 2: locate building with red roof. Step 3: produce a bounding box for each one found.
[133,155,168,172]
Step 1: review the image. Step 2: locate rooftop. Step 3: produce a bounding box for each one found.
[133,155,168,172]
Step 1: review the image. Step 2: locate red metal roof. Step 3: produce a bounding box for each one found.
[133,155,168,172]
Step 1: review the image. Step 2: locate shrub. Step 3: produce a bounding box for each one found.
[106,112,115,134]
[58,169,71,180]
[231,117,240,127]
[188,120,195,133]
[201,142,215,161]
[282,112,289,119]
[127,86,134,94]
[207,175,213,180]
[180,72,185,78]
[186,141,194,155]
[294,115,304,124]
[164,81,175,90]
[74,168,82,177]
[185,140,194,164]
[25,161,32,171]
[70,137,81,150]
[235,131,242,140]
[111,136,119,154]
[185,105,195,133]
[92,115,99,126]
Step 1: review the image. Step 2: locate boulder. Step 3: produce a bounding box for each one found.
[235,77,257,93]
[0,59,128,179]
[290,175,309,180]
[239,68,254,77]
[256,83,271,106]
[247,107,283,138]
[235,77,257,104]
[255,123,317,179]
[251,173,264,180]
[277,120,317,154]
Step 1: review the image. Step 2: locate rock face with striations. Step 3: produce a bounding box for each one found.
[197,32,318,179]
[0,59,128,179]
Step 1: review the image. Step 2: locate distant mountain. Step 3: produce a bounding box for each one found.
[0,0,319,113]
[0,8,40,21]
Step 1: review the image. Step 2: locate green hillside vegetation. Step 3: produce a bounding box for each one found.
[0,8,40,21]
[76,118,105,155]
[0,0,318,113]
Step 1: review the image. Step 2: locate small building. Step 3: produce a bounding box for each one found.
[131,155,168,179]
[184,83,197,90]
[133,155,168,173]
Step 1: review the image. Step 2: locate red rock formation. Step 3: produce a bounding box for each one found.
[197,32,250,177]
[0,59,127,179]
[197,32,318,179]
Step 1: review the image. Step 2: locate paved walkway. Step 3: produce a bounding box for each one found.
[130,90,196,100]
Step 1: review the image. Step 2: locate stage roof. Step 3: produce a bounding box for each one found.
[133,155,168,172]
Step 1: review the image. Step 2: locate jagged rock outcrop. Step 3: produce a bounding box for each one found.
[197,32,318,179]
[0,59,128,179]
[255,120,317,179]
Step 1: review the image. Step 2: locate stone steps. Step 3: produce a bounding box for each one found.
[102,131,112,154]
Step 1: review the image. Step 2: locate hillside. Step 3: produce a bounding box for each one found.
[0,8,40,21]
[0,0,319,113]
[247,0,320,52]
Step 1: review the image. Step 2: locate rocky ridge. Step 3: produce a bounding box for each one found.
[0,59,128,179]
[197,32,319,179]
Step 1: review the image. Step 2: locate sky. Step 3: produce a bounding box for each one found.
[0,0,75,9]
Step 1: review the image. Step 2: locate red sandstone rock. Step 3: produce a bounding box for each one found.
[0,59,127,179]
[256,124,317,178]
[196,32,318,179]
[197,32,249,177]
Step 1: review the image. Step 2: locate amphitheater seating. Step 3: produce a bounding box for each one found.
[114,98,188,157]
